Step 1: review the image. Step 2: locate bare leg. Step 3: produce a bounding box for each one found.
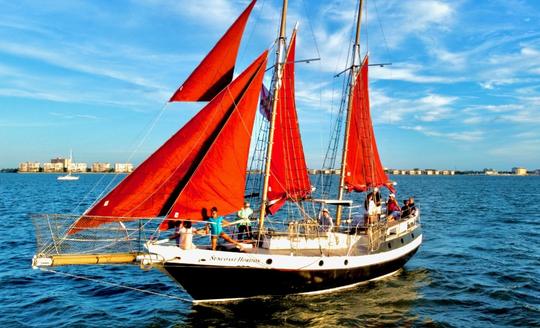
[220,232,241,246]
[211,236,218,250]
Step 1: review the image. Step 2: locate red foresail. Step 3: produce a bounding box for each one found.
[344,56,394,193]
[267,30,311,215]
[165,52,267,224]
[169,0,256,102]
[71,51,268,233]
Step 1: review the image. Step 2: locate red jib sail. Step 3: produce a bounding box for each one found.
[169,0,256,102]
[344,56,394,193]
[71,51,268,233]
[267,30,311,214]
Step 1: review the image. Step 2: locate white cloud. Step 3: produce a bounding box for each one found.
[403,125,483,142]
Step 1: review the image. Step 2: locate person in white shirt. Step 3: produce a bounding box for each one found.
[364,192,378,225]
[169,220,198,250]
[319,208,334,232]
[236,201,253,240]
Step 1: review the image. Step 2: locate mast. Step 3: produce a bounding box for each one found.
[258,0,288,232]
[336,0,363,226]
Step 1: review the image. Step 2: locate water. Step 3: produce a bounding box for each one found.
[1,173,539,327]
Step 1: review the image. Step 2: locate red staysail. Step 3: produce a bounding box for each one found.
[72,51,268,233]
[169,0,256,102]
[344,56,394,193]
[165,52,267,222]
[267,30,311,214]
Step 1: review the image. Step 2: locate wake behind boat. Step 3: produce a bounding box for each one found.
[32,0,422,303]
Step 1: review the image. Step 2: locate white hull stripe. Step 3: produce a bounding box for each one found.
[147,233,423,271]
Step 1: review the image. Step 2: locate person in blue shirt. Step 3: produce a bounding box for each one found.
[206,206,243,251]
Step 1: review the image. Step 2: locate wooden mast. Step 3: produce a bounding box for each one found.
[336,0,364,226]
[258,0,288,232]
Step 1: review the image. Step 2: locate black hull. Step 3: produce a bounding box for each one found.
[162,245,420,301]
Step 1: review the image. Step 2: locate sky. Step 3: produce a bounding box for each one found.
[1,0,539,171]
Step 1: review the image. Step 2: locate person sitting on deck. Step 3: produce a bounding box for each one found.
[408,197,417,216]
[169,220,199,250]
[386,193,401,221]
[319,208,334,233]
[401,199,411,218]
[206,207,244,251]
[236,201,253,240]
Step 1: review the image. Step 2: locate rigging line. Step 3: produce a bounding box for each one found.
[39,267,193,303]
[238,0,266,64]
[300,0,321,59]
[372,0,392,64]
[85,102,169,213]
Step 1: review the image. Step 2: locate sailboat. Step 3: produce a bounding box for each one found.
[57,150,79,181]
[32,0,422,303]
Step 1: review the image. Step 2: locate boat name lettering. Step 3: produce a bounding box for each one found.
[210,255,261,263]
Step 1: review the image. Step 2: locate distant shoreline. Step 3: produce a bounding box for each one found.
[2,170,538,176]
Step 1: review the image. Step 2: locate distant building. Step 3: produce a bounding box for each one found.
[391,169,400,175]
[114,163,133,173]
[512,167,527,176]
[51,157,70,168]
[43,162,64,172]
[19,162,40,173]
[68,163,87,173]
[92,162,111,172]
[535,169,540,175]
[484,168,498,175]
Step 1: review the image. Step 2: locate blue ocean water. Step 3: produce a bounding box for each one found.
[0,173,539,327]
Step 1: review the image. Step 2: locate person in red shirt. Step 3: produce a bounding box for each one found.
[386,193,401,221]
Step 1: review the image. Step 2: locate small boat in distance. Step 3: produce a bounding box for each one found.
[57,150,79,181]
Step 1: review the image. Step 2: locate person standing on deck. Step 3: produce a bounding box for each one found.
[319,208,334,232]
[206,207,243,251]
[236,201,253,240]
[364,193,378,225]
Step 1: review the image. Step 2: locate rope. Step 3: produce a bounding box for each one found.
[39,267,193,303]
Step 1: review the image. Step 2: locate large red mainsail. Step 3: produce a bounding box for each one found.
[169,0,256,102]
[72,51,268,233]
[344,56,394,193]
[267,30,311,214]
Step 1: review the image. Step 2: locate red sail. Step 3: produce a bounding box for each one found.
[345,56,394,193]
[71,51,268,233]
[267,30,311,215]
[169,0,256,102]
[165,52,267,223]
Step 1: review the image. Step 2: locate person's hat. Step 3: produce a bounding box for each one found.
[389,193,395,198]
[322,208,329,213]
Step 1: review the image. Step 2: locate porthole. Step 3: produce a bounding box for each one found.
[388,243,392,249]
[344,259,349,266]
[266,258,273,265]
[401,238,404,244]
[319,260,324,266]
[411,233,415,239]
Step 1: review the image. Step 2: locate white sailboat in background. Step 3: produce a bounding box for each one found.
[57,150,79,181]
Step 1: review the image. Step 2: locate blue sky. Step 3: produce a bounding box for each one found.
[1,0,539,171]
